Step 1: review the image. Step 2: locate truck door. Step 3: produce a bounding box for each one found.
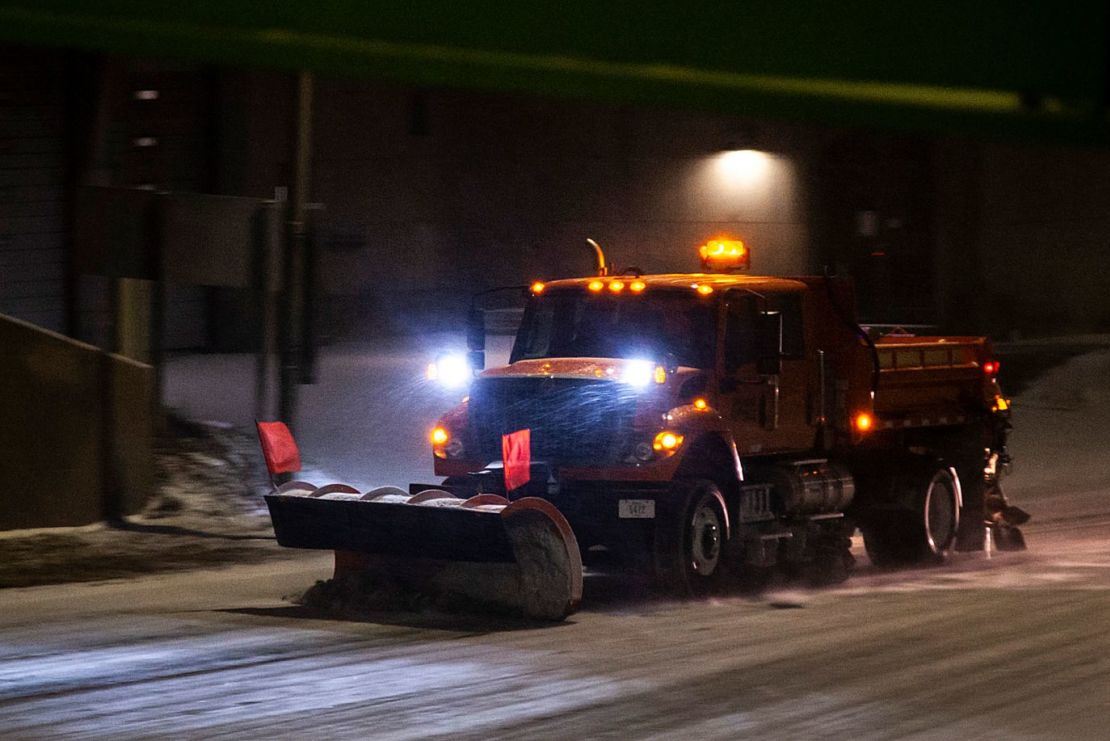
[720,289,812,454]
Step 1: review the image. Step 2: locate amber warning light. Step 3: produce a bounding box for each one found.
[699,239,750,272]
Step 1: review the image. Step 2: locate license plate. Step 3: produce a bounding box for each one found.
[618,499,655,519]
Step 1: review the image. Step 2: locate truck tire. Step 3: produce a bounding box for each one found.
[805,521,856,585]
[653,480,728,595]
[863,467,960,567]
[919,468,960,558]
[955,474,987,551]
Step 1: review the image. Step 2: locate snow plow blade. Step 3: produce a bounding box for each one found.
[265,487,582,621]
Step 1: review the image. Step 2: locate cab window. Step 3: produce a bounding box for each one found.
[770,292,805,359]
[724,295,757,373]
[724,290,804,373]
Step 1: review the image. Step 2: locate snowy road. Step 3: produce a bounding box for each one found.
[0,345,1100,738]
[2,513,1109,740]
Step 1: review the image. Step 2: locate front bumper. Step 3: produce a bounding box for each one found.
[434,462,672,556]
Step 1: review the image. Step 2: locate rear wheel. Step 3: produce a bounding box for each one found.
[921,468,959,556]
[863,466,960,567]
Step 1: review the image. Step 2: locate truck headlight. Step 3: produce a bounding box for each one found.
[426,353,471,389]
[622,360,667,388]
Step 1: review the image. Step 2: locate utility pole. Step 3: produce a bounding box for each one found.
[278,71,314,430]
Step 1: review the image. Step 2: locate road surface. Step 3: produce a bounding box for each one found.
[3,343,1106,738]
[2,511,1109,740]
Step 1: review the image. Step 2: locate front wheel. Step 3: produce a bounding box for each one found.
[653,480,728,595]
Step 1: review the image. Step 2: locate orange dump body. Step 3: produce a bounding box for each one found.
[871,336,999,433]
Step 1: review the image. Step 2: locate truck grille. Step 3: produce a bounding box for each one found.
[468,377,637,465]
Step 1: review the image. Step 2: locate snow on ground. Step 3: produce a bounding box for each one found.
[1004,348,1110,521]
[2,336,1107,589]
[0,416,280,588]
[0,334,513,589]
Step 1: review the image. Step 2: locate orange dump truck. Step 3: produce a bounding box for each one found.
[265,240,1024,618]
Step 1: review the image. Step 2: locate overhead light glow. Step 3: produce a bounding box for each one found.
[716,149,772,184]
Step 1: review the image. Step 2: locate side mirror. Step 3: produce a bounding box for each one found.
[467,350,485,372]
[662,351,679,375]
[755,310,783,376]
[466,307,485,352]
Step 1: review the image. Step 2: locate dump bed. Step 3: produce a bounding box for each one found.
[871,336,995,428]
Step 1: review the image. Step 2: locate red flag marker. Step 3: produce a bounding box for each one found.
[502,428,531,492]
[256,421,302,477]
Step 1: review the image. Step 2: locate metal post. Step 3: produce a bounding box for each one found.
[818,349,827,426]
[254,203,276,421]
[149,196,166,432]
[278,71,314,430]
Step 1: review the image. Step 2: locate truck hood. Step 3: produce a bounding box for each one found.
[481,357,651,382]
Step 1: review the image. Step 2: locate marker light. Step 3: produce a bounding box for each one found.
[609,280,625,293]
[630,280,646,293]
[426,353,471,389]
[694,283,714,296]
[699,239,750,272]
[854,412,874,433]
[431,427,449,446]
[588,280,604,292]
[653,365,667,384]
[530,281,545,294]
[693,398,708,411]
[983,360,1000,376]
[653,430,684,452]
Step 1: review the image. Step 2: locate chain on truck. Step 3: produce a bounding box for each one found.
[262,238,1028,620]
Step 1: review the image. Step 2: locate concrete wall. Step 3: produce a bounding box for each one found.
[0,313,152,530]
[974,143,1110,338]
[220,74,816,338]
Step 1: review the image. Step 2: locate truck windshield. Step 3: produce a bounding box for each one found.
[510,289,717,368]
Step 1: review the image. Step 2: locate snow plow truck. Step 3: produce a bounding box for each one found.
[262,238,1026,620]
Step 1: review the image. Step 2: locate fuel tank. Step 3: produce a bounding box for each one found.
[763,459,856,515]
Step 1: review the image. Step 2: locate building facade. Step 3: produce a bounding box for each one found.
[2,46,1108,349]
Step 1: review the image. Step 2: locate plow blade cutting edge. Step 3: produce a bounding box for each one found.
[265,487,583,621]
